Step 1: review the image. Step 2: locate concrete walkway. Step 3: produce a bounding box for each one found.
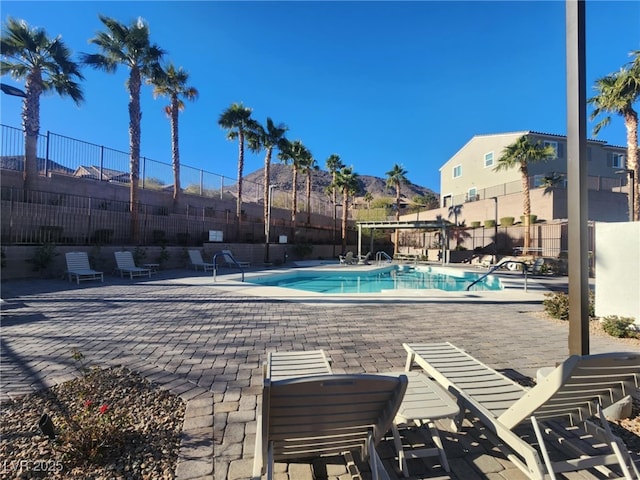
[1,266,638,480]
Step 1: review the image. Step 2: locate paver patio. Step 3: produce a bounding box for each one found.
[1,267,638,480]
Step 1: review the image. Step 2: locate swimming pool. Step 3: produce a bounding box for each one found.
[247,265,502,294]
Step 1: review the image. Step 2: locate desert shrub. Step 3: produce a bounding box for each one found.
[484,219,496,228]
[500,216,515,226]
[27,243,59,273]
[91,229,113,245]
[543,291,595,320]
[132,246,146,265]
[543,292,570,320]
[152,230,166,244]
[292,243,313,259]
[601,316,636,338]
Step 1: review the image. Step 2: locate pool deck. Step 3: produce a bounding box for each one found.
[1,263,638,480]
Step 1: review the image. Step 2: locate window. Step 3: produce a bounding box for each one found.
[609,153,625,169]
[467,187,478,202]
[533,175,546,188]
[484,152,494,168]
[453,165,462,178]
[543,141,559,159]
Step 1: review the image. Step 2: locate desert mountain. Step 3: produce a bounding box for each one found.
[244,164,437,201]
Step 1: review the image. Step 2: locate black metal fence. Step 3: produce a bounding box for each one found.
[0,124,335,217]
[0,186,346,246]
[399,220,594,259]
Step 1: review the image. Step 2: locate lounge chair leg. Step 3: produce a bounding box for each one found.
[427,420,450,473]
[597,404,640,480]
[530,415,558,480]
[391,424,409,477]
[367,432,390,480]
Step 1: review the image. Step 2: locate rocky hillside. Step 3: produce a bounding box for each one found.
[244,164,437,201]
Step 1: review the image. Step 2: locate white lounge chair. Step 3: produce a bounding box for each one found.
[253,351,408,480]
[264,349,333,381]
[114,251,151,279]
[219,250,250,268]
[339,251,355,265]
[403,342,640,480]
[188,250,215,271]
[65,251,103,284]
[358,252,372,265]
[528,257,546,275]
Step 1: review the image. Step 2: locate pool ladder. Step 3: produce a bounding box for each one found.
[466,260,529,292]
[212,252,245,282]
[375,251,393,265]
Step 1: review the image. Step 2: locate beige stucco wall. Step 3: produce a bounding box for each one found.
[439,131,628,206]
[594,221,640,325]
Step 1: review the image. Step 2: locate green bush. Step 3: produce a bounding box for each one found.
[152,230,166,244]
[500,216,515,226]
[27,243,59,273]
[601,316,636,338]
[543,291,595,320]
[484,219,496,228]
[520,214,538,224]
[543,292,570,320]
[91,229,113,245]
[133,246,147,265]
[470,221,481,228]
[292,243,313,259]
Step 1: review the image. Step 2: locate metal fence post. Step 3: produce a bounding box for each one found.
[45,131,50,177]
[141,157,146,189]
[100,145,104,181]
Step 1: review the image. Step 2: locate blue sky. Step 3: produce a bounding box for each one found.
[1,1,639,192]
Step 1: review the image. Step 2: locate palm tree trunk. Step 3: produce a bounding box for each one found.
[624,111,639,221]
[342,190,348,252]
[129,68,142,244]
[22,71,42,194]
[306,171,311,225]
[263,148,272,242]
[394,187,400,254]
[171,98,180,205]
[521,162,531,254]
[236,130,245,240]
[291,167,298,242]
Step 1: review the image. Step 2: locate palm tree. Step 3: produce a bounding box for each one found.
[82,15,165,243]
[448,204,462,226]
[588,53,640,221]
[386,163,409,254]
[325,154,344,208]
[300,154,318,225]
[334,166,360,252]
[1,17,84,192]
[218,103,259,230]
[149,62,198,205]
[247,117,288,248]
[278,140,310,240]
[494,135,555,253]
[364,192,374,209]
[325,154,344,244]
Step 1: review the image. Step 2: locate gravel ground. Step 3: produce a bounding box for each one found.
[0,366,185,479]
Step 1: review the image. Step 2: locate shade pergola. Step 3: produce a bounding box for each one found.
[355,220,450,263]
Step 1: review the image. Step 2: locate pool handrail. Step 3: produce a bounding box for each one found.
[212,252,245,282]
[466,260,529,292]
[376,251,393,264]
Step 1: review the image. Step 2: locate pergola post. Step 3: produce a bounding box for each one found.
[566,0,590,355]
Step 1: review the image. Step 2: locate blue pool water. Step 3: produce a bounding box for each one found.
[247,266,502,294]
